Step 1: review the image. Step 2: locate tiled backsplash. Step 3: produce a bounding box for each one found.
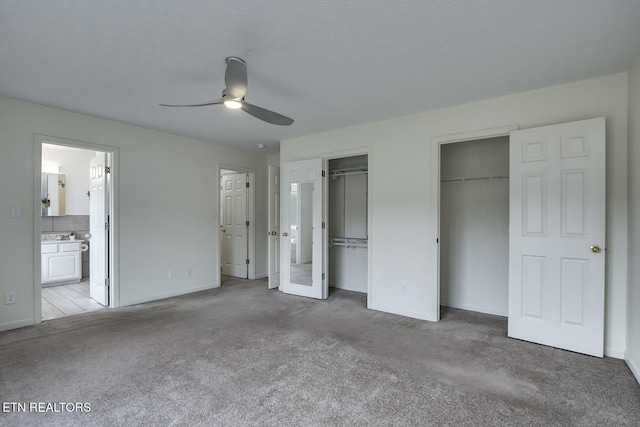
[42,215,90,278]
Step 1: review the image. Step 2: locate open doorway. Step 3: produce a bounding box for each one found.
[326,154,369,296]
[35,135,116,321]
[438,136,509,317]
[218,165,256,284]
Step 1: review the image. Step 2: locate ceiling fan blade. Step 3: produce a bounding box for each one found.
[159,99,223,107]
[225,57,248,99]
[241,101,294,126]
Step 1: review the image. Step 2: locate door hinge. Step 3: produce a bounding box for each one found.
[246,182,250,188]
[246,220,250,227]
[105,166,111,174]
[105,278,110,288]
[322,170,326,178]
[322,273,325,280]
[322,222,326,229]
[246,258,250,265]
[105,222,110,230]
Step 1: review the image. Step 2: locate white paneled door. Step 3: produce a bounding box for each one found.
[281,158,326,299]
[221,173,248,278]
[268,165,281,289]
[89,153,108,306]
[508,118,605,357]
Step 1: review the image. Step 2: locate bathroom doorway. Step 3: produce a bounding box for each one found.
[35,135,117,321]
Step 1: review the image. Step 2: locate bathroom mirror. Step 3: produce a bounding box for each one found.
[289,182,313,286]
[41,173,66,216]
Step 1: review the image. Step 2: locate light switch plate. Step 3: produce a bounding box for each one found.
[10,206,21,218]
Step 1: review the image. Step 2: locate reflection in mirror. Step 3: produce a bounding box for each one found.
[289,182,313,286]
[41,173,66,216]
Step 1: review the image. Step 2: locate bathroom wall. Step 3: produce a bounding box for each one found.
[42,215,90,278]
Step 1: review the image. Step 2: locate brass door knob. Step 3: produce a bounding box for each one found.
[270,231,277,235]
[220,228,226,233]
[282,232,288,237]
[590,245,601,253]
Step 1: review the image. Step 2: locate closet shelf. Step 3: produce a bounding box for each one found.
[329,237,368,248]
[329,164,368,178]
[441,175,509,183]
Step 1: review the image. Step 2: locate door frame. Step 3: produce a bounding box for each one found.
[217,164,256,283]
[267,165,281,289]
[322,148,373,307]
[431,125,518,321]
[33,134,119,323]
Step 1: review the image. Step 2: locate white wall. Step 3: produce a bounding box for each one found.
[440,137,509,316]
[0,96,268,331]
[281,73,629,357]
[42,144,95,215]
[627,54,640,381]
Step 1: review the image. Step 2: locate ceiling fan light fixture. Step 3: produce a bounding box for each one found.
[223,98,242,109]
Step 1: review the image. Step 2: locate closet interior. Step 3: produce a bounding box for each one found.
[440,137,509,316]
[328,155,368,294]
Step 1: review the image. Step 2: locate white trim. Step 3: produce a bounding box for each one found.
[625,353,640,383]
[0,318,35,332]
[431,125,518,322]
[432,125,520,145]
[217,163,256,281]
[120,282,219,306]
[602,347,624,360]
[321,148,373,308]
[369,302,434,322]
[255,273,268,280]
[442,302,507,317]
[33,135,120,326]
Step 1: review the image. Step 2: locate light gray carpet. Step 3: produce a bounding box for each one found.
[1,279,639,426]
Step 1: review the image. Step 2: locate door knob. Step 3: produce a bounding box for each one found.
[282,232,288,236]
[270,231,277,235]
[221,228,226,233]
[590,245,601,253]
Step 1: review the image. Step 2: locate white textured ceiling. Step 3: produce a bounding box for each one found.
[1,1,640,153]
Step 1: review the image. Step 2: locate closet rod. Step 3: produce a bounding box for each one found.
[329,237,368,248]
[441,175,509,183]
[330,170,368,178]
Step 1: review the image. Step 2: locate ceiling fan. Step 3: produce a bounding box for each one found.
[160,57,294,126]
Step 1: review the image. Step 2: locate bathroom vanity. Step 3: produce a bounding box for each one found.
[41,240,82,286]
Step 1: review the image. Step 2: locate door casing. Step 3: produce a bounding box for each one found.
[33,134,119,323]
[432,125,519,322]
[217,164,256,284]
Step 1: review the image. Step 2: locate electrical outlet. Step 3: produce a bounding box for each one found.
[187,267,193,278]
[169,269,176,279]
[400,284,406,294]
[5,291,16,304]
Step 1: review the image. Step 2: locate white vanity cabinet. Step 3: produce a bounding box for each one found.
[41,241,82,285]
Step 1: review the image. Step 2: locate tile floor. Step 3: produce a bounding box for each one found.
[41,279,105,320]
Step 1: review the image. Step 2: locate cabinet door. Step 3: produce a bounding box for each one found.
[42,252,81,283]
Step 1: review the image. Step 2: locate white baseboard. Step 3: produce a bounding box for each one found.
[254,273,268,280]
[442,301,507,317]
[625,353,640,384]
[604,347,625,359]
[368,302,434,321]
[330,282,367,294]
[0,318,34,332]
[120,282,219,307]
